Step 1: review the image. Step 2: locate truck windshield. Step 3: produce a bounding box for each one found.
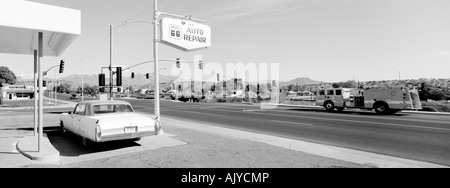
[93,104,134,114]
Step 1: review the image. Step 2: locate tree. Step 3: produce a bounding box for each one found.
[419,82,447,101]
[332,80,357,88]
[0,66,17,87]
[0,66,17,105]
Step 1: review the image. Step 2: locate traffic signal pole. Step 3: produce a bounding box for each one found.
[110,25,114,100]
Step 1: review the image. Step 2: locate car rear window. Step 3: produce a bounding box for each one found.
[93,104,134,114]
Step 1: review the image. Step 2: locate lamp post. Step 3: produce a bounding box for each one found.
[110,20,152,100]
[220,76,234,99]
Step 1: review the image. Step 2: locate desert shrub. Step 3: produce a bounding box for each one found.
[421,101,450,112]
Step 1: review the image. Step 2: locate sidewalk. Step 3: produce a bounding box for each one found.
[0,131,34,168]
[0,97,77,110]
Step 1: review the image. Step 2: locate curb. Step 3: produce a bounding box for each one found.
[402,111,450,116]
[15,134,60,164]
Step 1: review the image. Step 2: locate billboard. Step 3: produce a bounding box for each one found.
[160,18,211,52]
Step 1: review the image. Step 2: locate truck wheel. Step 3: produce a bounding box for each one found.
[374,103,389,114]
[324,102,335,112]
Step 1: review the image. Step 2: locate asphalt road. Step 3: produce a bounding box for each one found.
[2,99,449,167]
[121,99,450,166]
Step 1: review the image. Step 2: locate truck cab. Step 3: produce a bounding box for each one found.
[316,88,352,112]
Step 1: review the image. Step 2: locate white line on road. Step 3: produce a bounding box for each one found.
[272,120,313,126]
[268,107,450,125]
[164,118,447,168]
[255,111,450,132]
[243,109,266,112]
[203,107,450,132]
[182,111,203,114]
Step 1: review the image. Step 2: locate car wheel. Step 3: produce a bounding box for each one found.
[60,122,66,134]
[82,137,89,146]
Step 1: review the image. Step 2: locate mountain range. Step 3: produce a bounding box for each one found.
[16,74,450,89]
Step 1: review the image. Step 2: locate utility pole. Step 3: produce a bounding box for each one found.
[81,58,84,102]
[109,25,114,100]
[153,0,161,120]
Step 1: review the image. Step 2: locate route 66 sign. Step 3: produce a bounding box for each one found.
[169,25,182,40]
[160,18,211,52]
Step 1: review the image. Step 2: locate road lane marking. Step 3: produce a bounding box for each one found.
[255,111,450,132]
[201,107,450,132]
[164,118,447,168]
[182,111,203,114]
[271,120,313,126]
[264,108,450,125]
[243,109,266,112]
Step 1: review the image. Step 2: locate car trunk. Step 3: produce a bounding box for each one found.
[94,113,155,136]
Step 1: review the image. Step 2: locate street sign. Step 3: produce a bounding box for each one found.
[160,18,211,52]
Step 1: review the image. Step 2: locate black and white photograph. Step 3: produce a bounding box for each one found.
[1,0,449,179]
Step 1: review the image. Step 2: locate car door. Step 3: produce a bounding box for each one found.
[72,104,86,135]
[66,104,79,133]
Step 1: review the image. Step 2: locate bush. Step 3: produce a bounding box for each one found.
[420,101,450,112]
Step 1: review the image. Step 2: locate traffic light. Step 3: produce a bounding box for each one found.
[146,73,150,79]
[59,60,65,74]
[176,58,181,68]
[99,74,106,87]
[211,84,216,91]
[257,83,260,95]
[131,72,135,79]
[198,60,203,70]
[37,79,46,87]
[116,67,122,86]
[217,73,220,82]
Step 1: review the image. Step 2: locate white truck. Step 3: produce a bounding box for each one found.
[316,86,422,114]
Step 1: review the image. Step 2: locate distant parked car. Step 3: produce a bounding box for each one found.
[60,100,162,146]
[70,93,78,100]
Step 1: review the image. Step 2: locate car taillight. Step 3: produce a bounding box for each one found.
[95,125,102,141]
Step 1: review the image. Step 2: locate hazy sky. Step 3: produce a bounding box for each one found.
[1,0,450,82]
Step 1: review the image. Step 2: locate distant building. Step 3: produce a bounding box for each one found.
[1,85,35,100]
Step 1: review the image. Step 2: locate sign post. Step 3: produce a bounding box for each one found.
[152,0,211,126]
[153,0,160,122]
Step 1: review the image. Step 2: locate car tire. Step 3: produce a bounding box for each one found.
[82,137,89,146]
[60,122,66,134]
[324,101,335,112]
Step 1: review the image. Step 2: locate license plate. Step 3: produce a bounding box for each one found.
[124,127,137,133]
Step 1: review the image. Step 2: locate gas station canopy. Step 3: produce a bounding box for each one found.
[0,0,81,57]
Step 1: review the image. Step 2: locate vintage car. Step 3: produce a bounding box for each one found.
[60,100,162,146]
